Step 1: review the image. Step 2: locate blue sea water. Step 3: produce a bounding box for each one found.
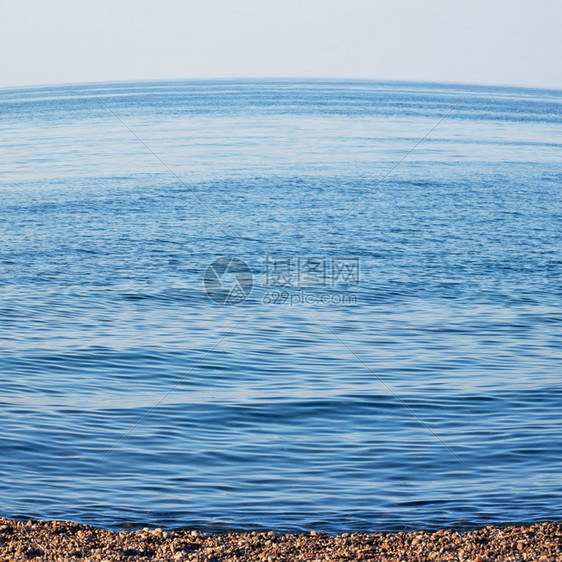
[0,80,561,532]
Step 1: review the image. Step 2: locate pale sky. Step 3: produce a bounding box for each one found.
[1,0,561,90]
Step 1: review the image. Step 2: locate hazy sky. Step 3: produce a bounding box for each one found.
[1,0,561,90]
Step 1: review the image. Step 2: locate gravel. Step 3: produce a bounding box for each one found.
[1,518,561,561]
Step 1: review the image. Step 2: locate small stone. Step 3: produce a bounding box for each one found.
[191,529,199,538]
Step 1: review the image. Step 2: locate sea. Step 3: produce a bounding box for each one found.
[0,79,561,532]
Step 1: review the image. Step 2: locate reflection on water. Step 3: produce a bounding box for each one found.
[0,80,561,531]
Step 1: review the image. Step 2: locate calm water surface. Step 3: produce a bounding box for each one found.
[0,80,561,531]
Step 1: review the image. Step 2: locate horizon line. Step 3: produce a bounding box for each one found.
[1,76,562,95]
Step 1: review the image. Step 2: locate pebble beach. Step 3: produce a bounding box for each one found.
[1,518,561,561]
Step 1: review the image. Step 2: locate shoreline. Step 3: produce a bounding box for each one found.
[1,518,561,561]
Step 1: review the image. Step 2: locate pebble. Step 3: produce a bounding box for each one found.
[0,517,561,561]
